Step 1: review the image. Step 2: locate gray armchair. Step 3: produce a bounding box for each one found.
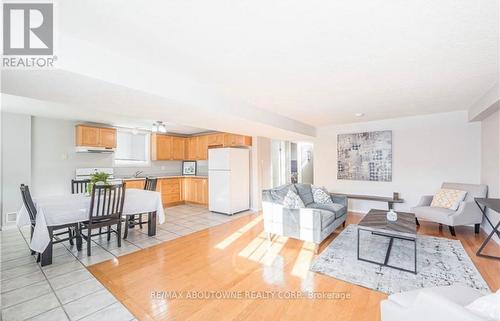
[411,182,488,236]
[262,184,348,253]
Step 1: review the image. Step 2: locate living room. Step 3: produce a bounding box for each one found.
[1,1,499,320]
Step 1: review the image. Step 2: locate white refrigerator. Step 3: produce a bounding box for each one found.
[208,148,250,215]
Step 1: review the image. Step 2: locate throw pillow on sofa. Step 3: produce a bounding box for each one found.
[283,189,305,209]
[430,188,467,211]
[312,186,333,204]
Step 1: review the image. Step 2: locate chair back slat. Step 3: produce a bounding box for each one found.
[72,179,90,194]
[144,177,158,191]
[20,184,37,223]
[89,184,126,222]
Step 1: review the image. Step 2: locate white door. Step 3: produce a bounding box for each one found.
[209,170,231,214]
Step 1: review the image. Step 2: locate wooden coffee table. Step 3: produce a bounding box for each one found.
[357,209,417,274]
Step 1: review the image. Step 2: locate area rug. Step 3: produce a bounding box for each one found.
[310,225,490,295]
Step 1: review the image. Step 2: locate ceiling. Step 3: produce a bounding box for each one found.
[1,0,498,138]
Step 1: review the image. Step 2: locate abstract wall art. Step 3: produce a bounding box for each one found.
[337,130,392,182]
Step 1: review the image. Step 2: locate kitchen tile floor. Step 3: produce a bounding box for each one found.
[0,205,254,320]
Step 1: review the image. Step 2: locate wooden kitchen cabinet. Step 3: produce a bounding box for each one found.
[223,133,252,147]
[182,177,208,205]
[161,178,182,206]
[196,135,208,160]
[99,128,117,148]
[207,133,224,147]
[171,137,186,160]
[186,137,197,160]
[151,134,173,160]
[75,125,117,148]
[124,179,145,190]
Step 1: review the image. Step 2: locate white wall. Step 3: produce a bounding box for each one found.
[250,136,272,211]
[1,113,31,227]
[299,143,314,184]
[314,111,481,213]
[480,110,500,243]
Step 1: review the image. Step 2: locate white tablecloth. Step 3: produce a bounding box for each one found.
[17,189,165,253]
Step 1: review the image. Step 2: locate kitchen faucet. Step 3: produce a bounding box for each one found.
[134,170,144,178]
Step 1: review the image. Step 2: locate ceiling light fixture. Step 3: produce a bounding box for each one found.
[355,113,365,117]
[152,121,167,133]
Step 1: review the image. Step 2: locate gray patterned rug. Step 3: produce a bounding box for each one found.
[310,225,490,295]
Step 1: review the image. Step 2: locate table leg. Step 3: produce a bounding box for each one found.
[383,237,394,265]
[476,220,500,260]
[475,200,500,238]
[148,211,157,236]
[41,227,53,266]
[357,227,360,260]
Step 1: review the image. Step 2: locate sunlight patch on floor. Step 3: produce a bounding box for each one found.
[291,242,315,279]
[215,216,263,250]
[238,232,288,267]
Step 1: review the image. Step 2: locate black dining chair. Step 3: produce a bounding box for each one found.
[78,183,125,256]
[123,177,158,239]
[71,179,90,194]
[20,184,80,261]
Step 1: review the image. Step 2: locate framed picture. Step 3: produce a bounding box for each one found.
[182,161,197,176]
[337,130,392,182]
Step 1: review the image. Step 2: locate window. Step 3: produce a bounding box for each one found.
[114,129,150,166]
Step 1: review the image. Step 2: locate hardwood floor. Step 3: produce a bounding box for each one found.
[89,212,500,321]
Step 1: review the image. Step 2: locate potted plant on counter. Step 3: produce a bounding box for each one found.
[87,172,110,195]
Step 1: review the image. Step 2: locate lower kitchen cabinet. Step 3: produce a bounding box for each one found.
[182,177,208,205]
[161,178,182,206]
[157,177,208,207]
[124,179,145,189]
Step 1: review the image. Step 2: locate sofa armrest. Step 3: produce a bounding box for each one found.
[415,195,433,207]
[451,201,483,225]
[409,292,486,321]
[382,291,487,321]
[330,194,348,207]
[262,189,275,203]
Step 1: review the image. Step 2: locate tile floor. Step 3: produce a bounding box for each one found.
[0,204,254,321]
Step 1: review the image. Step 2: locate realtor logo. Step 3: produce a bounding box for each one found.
[3,3,53,55]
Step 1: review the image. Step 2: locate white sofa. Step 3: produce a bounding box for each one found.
[381,285,492,321]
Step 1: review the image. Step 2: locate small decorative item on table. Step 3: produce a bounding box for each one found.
[87,172,110,195]
[386,209,398,222]
[182,161,197,176]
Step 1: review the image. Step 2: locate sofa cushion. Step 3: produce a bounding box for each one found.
[295,184,314,206]
[413,206,456,221]
[312,186,333,204]
[307,202,346,219]
[431,188,467,210]
[319,210,337,229]
[283,189,305,209]
[270,184,296,203]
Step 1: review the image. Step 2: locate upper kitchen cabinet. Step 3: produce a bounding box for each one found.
[75,125,117,148]
[186,137,197,160]
[196,135,208,160]
[151,134,173,160]
[151,134,187,160]
[223,133,252,147]
[171,136,186,160]
[207,133,225,147]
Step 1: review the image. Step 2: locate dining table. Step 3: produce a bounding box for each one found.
[17,189,165,266]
